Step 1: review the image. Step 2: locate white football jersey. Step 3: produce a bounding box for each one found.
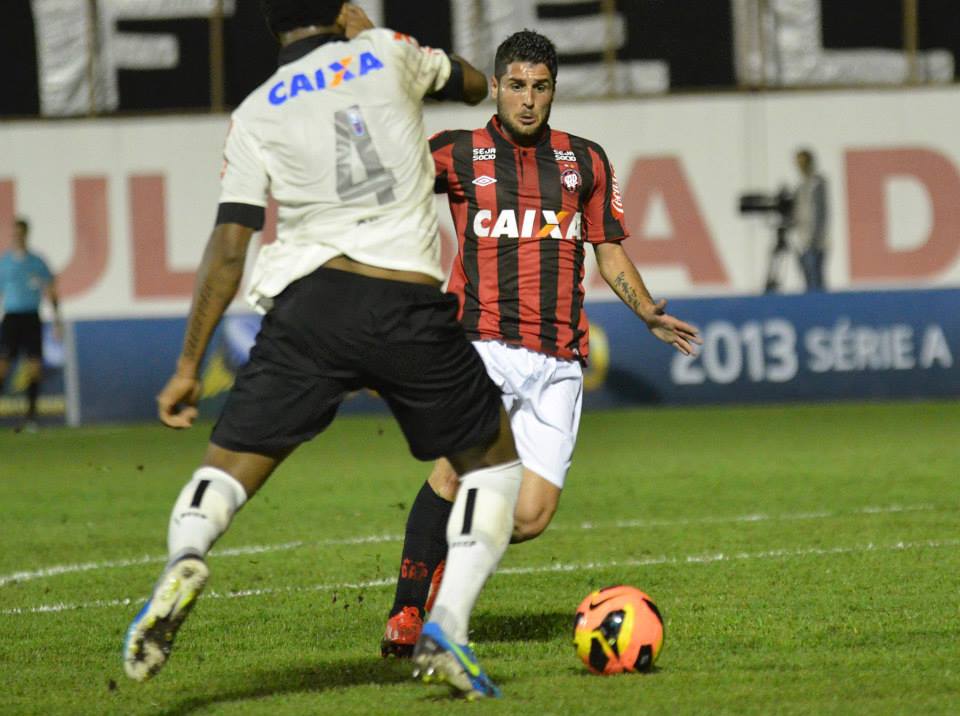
[219,29,453,310]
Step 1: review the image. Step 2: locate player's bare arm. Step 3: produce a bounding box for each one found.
[594,241,701,356]
[157,222,253,428]
[452,57,488,105]
[336,3,374,38]
[336,3,486,105]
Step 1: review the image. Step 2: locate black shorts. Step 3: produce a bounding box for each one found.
[0,312,43,361]
[211,267,502,461]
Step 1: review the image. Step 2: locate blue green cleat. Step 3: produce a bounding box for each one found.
[411,621,502,700]
[122,556,209,682]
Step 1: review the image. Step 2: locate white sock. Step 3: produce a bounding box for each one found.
[428,459,522,644]
[167,466,247,565]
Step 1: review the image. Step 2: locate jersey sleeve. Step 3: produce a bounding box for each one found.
[218,117,269,208]
[584,144,629,244]
[36,257,53,282]
[430,130,458,194]
[387,30,453,100]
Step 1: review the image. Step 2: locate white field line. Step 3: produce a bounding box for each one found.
[0,503,940,589]
[3,537,958,617]
[0,535,401,589]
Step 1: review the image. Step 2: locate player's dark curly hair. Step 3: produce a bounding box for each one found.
[494,30,558,81]
[260,0,345,35]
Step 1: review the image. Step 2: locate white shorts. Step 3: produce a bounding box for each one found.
[472,340,584,489]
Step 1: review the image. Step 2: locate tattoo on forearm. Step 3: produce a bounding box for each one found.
[183,281,216,361]
[613,271,644,314]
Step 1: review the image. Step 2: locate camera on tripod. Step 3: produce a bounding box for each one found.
[738,188,794,293]
[738,189,793,220]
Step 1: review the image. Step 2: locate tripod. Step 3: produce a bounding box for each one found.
[764,221,792,293]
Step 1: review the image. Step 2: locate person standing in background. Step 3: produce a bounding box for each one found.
[791,148,829,291]
[0,218,62,431]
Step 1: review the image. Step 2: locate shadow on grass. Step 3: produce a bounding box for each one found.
[470,611,572,643]
[159,656,520,715]
[157,612,566,714]
[158,657,412,716]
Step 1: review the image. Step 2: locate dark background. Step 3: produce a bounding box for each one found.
[1,0,957,117]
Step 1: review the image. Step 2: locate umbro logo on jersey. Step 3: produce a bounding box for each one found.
[268,52,385,106]
[472,175,497,187]
[473,148,496,162]
[554,149,577,162]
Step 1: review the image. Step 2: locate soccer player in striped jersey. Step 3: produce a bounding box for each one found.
[382,30,700,656]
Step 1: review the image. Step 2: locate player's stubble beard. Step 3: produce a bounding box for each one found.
[496,96,552,147]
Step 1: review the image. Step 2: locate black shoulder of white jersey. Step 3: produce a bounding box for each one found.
[427,57,464,102]
[215,202,265,231]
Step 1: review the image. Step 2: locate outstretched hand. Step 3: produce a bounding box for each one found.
[644,299,702,356]
[157,373,201,429]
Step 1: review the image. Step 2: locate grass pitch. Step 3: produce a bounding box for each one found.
[0,401,957,715]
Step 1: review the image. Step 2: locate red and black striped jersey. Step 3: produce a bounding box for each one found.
[432,116,628,362]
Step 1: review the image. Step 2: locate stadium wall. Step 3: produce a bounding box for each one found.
[1,87,958,422]
[66,287,959,424]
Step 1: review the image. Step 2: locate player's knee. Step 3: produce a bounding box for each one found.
[427,459,459,502]
[512,500,556,543]
[451,406,518,473]
[489,407,519,463]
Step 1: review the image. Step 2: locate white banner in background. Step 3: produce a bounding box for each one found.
[732,0,954,87]
[450,0,668,96]
[31,0,237,117]
[1,87,960,319]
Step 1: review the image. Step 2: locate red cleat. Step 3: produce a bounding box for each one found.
[380,606,423,658]
[425,559,445,613]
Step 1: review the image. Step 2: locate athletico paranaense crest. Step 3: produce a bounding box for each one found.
[561,168,581,193]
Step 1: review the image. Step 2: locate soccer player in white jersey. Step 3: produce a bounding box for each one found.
[123,1,523,699]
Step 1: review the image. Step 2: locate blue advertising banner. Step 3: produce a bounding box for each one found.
[582,288,959,407]
[73,318,185,424]
[72,315,386,423]
[70,288,958,424]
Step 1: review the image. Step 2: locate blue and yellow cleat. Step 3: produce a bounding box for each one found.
[122,557,209,682]
[411,621,502,700]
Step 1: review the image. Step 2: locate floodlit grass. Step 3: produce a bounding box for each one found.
[0,401,958,715]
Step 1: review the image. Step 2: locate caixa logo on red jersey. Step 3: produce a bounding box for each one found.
[473,209,583,240]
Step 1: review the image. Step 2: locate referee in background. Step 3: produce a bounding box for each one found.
[0,218,62,431]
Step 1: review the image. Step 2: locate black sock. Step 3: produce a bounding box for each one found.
[26,380,39,420]
[389,481,452,618]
